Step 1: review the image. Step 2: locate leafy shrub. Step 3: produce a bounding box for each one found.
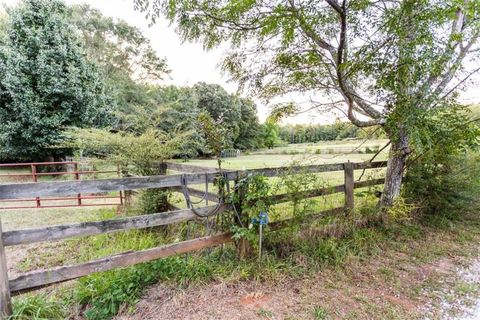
[273,163,327,219]
[138,189,170,214]
[387,197,416,222]
[403,104,480,219]
[404,152,480,218]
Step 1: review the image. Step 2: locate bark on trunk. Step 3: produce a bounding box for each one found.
[380,131,410,208]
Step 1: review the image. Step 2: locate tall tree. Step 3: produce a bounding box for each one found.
[134,0,480,207]
[0,0,112,161]
[70,4,170,114]
[236,98,262,149]
[193,82,242,144]
[262,120,282,149]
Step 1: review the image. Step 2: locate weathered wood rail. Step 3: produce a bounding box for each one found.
[0,160,387,318]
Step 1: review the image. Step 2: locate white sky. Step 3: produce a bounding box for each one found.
[1,0,479,124]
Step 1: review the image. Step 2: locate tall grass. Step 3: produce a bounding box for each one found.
[10,294,66,320]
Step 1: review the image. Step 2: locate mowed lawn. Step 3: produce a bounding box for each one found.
[176,139,389,170]
[181,152,387,170]
[169,140,389,215]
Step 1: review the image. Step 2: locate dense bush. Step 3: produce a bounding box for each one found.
[400,103,480,219]
[404,152,480,218]
[0,0,112,161]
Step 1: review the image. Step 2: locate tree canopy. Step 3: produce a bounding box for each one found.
[0,1,266,161]
[0,0,112,161]
[134,0,480,206]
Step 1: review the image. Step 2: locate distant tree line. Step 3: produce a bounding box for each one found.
[279,122,385,144]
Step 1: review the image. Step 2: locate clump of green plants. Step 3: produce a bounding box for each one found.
[10,294,66,320]
[229,174,273,258]
[404,150,480,222]
[65,128,190,213]
[273,162,327,220]
[387,197,417,223]
[197,111,232,170]
[403,104,480,221]
[313,306,329,320]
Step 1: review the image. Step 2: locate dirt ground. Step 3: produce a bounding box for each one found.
[113,231,480,320]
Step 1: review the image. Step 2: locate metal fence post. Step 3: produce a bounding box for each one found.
[344,161,354,212]
[0,219,12,318]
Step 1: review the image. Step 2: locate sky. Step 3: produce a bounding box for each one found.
[1,0,479,124]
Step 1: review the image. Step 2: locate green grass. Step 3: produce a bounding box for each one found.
[10,294,66,320]
[250,139,389,155]
[313,306,330,320]
[9,208,480,319]
[178,152,387,170]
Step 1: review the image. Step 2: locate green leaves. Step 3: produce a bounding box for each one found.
[0,0,112,161]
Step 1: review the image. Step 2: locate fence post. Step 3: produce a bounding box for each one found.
[0,219,12,318]
[74,162,82,206]
[31,164,41,208]
[343,161,354,212]
[233,171,252,259]
[158,162,167,175]
[117,164,124,207]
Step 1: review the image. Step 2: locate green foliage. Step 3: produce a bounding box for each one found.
[71,4,169,85]
[236,98,263,150]
[405,152,480,218]
[11,294,66,320]
[279,122,386,143]
[65,128,189,212]
[262,121,283,149]
[115,83,263,157]
[134,0,480,205]
[404,105,480,217]
[387,197,416,222]
[313,306,329,320]
[197,111,234,170]
[274,163,326,219]
[76,263,154,319]
[0,0,112,161]
[194,83,263,151]
[70,4,169,117]
[229,174,272,253]
[70,5,263,156]
[66,128,184,175]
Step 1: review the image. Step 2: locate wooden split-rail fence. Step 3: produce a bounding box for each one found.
[0,160,387,317]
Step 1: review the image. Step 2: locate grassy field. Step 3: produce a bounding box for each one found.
[1,140,388,228]
[249,139,389,155]
[178,139,389,170]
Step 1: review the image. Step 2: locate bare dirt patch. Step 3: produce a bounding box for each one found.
[112,258,446,320]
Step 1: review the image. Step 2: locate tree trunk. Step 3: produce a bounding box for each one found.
[380,131,410,208]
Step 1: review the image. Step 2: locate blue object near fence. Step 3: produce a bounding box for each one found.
[251,211,269,226]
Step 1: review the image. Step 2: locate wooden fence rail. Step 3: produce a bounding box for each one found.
[0,160,387,318]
